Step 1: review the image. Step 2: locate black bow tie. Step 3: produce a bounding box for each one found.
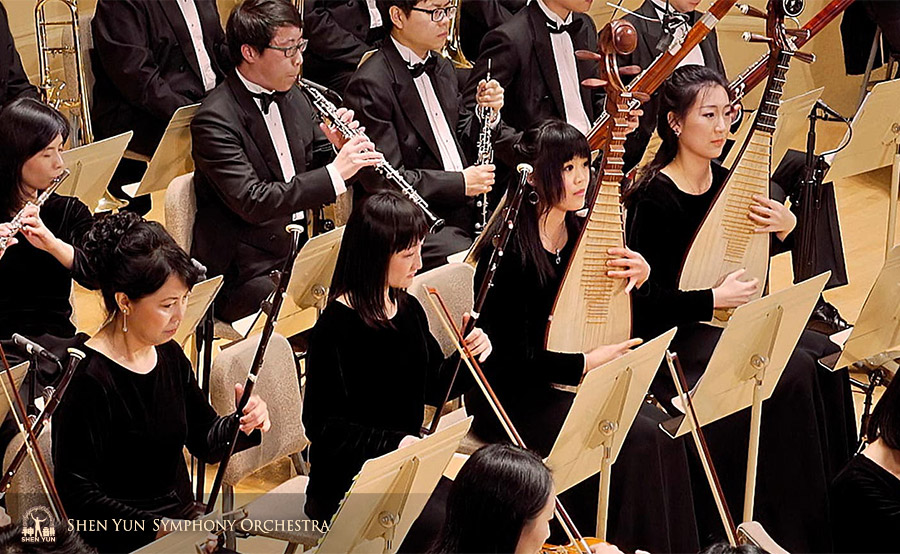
[408,55,438,79]
[546,17,583,36]
[251,90,287,115]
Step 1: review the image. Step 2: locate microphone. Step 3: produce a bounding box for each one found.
[815,99,846,122]
[11,334,61,365]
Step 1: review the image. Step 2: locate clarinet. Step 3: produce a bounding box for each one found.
[474,59,496,236]
[0,168,71,251]
[297,79,444,231]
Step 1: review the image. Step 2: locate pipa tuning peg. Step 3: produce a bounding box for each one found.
[735,3,767,18]
[786,28,811,40]
[575,49,602,61]
[619,65,642,77]
[742,32,773,44]
[581,78,609,88]
[790,50,816,64]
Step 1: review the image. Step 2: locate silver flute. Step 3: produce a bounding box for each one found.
[0,168,71,251]
[297,78,444,231]
[474,59,496,236]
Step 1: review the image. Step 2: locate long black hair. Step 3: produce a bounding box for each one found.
[329,190,429,328]
[80,212,204,315]
[867,371,900,449]
[0,98,70,219]
[624,65,730,205]
[430,443,554,553]
[478,120,589,286]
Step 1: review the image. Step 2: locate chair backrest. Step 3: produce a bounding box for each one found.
[3,431,54,521]
[164,173,197,252]
[209,333,307,486]
[408,263,475,357]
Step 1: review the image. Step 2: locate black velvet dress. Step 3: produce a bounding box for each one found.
[465,225,701,554]
[52,341,261,553]
[625,164,857,552]
[831,452,900,553]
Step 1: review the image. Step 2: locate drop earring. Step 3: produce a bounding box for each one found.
[122,309,128,333]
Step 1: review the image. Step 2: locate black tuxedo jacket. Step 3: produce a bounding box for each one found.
[303,0,386,94]
[463,1,605,138]
[0,2,38,106]
[191,73,337,314]
[459,0,527,60]
[91,0,231,155]
[618,0,726,170]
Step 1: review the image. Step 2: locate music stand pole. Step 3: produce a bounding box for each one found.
[889,143,899,260]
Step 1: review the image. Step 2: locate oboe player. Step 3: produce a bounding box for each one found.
[191,0,382,323]
[343,0,512,271]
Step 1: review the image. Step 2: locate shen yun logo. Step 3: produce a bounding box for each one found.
[21,506,56,544]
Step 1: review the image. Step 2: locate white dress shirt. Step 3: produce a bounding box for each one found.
[365,0,383,29]
[650,0,705,68]
[235,69,346,221]
[391,37,465,172]
[535,0,592,135]
[175,0,217,92]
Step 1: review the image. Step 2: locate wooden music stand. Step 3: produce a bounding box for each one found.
[661,272,829,522]
[315,417,472,554]
[59,131,133,212]
[544,328,677,539]
[737,521,790,554]
[820,245,900,371]
[173,276,224,346]
[231,226,344,340]
[724,87,824,170]
[0,364,28,422]
[826,80,900,259]
[120,104,199,199]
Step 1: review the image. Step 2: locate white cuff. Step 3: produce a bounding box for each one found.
[326,163,347,196]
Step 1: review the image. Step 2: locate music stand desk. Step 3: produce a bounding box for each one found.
[60,132,132,212]
[173,276,223,346]
[121,104,199,199]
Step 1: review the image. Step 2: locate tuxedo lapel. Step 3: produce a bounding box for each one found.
[383,42,444,163]
[527,3,566,119]
[637,0,664,60]
[158,1,204,84]
[225,75,282,181]
[279,89,313,173]
[573,18,596,120]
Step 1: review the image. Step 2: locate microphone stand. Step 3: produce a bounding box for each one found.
[204,225,306,514]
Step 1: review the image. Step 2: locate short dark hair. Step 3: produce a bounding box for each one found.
[0,98,70,218]
[430,444,553,554]
[376,0,418,32]
[699,543,769,554]
[80,212,204,315]
[226,0,302,65]
[868,372,900,449]
[329,191,428,328]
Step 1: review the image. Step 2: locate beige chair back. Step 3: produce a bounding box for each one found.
[408,263,475,357]
[164,173,197,253]
[3,431,53,521]
[209,333,307,486]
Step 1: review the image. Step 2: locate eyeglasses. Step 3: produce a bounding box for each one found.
[266,38,308,58]
[410,5,457,22]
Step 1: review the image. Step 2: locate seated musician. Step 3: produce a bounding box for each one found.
[458,0,527,61]
[619,0,850,333]
[0,2,39,105]
[831,370,900,554]
[302,190,491,522]
[191,0,381,323]
[90,0,232,211]
[52,211,271,553]
[343,0,507,270]
[429,443,625,554]
[466,120,700,553]
[624,66,855,552]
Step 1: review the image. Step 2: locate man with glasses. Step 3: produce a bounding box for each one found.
[191,0,381,323]
[91,0,232,212]
[344,0,511,271]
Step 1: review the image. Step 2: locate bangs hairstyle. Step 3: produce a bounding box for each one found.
[624,65,730,205]
[478,120,588,285]
[867,371,900,449]
[375,0,417,32]
[0,98,69,218]
[227,0,302,65]
[80,212,204,314]
[430,444,553,554]
[329,191,428,328]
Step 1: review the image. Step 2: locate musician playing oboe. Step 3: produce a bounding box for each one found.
[343,0,509,271]
[191,0,382,323]
[302,191,491,522]
[52,212,271,553]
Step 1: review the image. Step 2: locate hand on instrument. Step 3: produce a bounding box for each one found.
[199,533,219,554]
[234,383,271,434]
[399,434,421,449]
[333,134,383,180]
[0,223,17,259]
[584,338,643,373]
[625,108,644,135]
[607,246,650,292]
[461,313,493,362]
[750,194,796,241]
[476,78,504,113]
[589,542,626,554]
[712,269,759,309]
[463,164,494,197]
[17,204,60,253]
[320,107,361,149]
